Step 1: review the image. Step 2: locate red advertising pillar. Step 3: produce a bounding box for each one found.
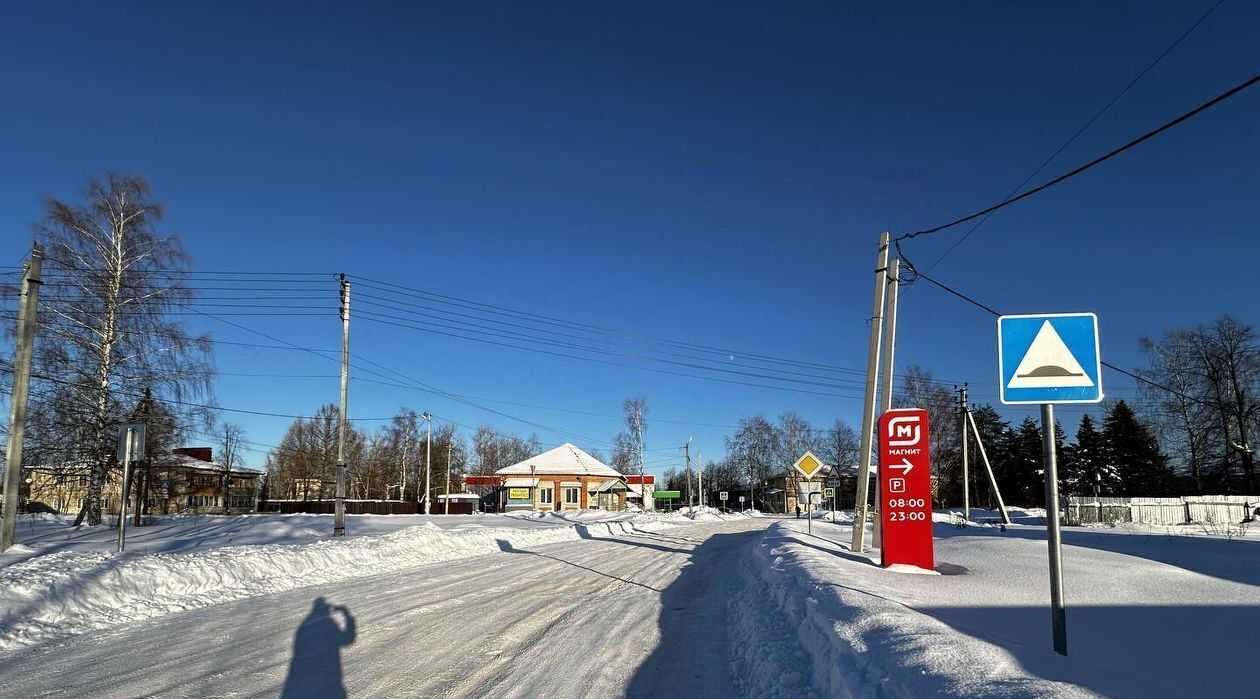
[879,408,933,570]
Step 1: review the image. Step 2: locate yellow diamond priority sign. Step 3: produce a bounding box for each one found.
[793,451,825,480]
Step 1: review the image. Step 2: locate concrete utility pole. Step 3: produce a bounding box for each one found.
[851,232,889,553]
[422,412,432,514]
[967,409,1010,525]
[960,383,970,522]
[444,439,452,515]
[638,422,646,511]
[697,453,704,508]
[683,439,692,508]
[334,275,350,537]
[1,245,42,552]
[873,258,899,550]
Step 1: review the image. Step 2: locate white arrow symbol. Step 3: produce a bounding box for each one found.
[889,458,914,475]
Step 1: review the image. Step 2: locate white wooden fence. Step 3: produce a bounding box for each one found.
[1066,495,1257,526]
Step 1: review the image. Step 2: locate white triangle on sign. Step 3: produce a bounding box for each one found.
[1008,320,1094,389]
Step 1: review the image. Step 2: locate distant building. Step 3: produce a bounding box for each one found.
[495,443,628,512]
[764,463,855,514]
[26,446,262,516]
[625,474,656,511]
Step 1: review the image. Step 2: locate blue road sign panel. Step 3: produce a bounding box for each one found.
[998,313,1102,405]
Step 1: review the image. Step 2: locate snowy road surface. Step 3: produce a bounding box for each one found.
[0,518,772,698]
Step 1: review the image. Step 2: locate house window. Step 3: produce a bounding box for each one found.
[564,487,580,505]
[538,487,554,505]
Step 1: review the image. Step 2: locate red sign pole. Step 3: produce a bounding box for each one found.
[879,408,933,570]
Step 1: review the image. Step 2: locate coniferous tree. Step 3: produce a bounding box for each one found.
[998,417,1047,507]
[1062,414,1117,497]
[1103,400,1175,496]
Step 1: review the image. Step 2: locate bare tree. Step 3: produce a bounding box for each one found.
[726,415,779,510]
[819,419,860,474]
[623,397,648,483]
[216,423,245,513]
[1141,317,1259,492]
[29,174,214,525]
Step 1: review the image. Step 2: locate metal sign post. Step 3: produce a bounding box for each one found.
[999,312,1103,657]
[116,423,146,553]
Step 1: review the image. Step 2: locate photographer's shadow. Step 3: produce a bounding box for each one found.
[281,597,357,698]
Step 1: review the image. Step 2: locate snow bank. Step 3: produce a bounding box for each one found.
[669,506,762,521]
[0,517,670,651]
[733,523,1100,698]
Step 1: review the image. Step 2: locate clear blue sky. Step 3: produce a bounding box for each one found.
[3,1,1257,471]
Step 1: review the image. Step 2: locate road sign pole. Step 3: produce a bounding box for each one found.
[851,232,889,553]
[117,429,132,553]
[1041,403,1068,656]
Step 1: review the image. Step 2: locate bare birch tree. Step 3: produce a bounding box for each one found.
[30,174,213,525]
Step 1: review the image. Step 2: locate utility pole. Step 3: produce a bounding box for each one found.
[422,412,432,514]
[638,421,646,511]
[697,453,704,508]
[444,439,453,515]
[399,429,410,503]
[334,274,350,537]
[873,258,899,550]
[967,408,1010,525]
[1,244,42,552]
[683,439,693,508]
[851,232,889,552]
[960,383,970,523]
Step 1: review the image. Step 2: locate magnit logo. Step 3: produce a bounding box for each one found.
[887,415,921,447]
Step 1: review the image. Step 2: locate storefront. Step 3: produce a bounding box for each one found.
[496,443,627,512]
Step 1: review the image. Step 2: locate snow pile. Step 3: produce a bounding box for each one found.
[668,506,760,521]
[0,517,669,651]
[734,522,1099,698]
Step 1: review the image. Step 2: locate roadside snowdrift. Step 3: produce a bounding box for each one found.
[0,517,669,651]
[735,522,1099,698]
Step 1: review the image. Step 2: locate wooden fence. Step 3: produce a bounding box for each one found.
[1065,495,1257,526]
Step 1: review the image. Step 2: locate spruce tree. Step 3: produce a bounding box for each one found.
[998,417,1046,507]
[1103,400,1174,496]
[1062,414,1117,496]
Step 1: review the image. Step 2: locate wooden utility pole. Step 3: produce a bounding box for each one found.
[1,244,42,552]
[851,232,889,552]
[334,275,350,536]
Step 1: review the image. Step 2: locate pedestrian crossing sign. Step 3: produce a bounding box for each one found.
[998,313,1103,405]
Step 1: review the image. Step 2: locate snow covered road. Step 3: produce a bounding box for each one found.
[0,518,772,698]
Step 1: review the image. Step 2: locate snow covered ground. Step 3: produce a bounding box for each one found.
[0,507,1255,698]
[752,510,1259,697]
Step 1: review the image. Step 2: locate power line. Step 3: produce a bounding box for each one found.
[897,71,1260,241]
[898,253,1210,406]
[921,0,1227,271]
